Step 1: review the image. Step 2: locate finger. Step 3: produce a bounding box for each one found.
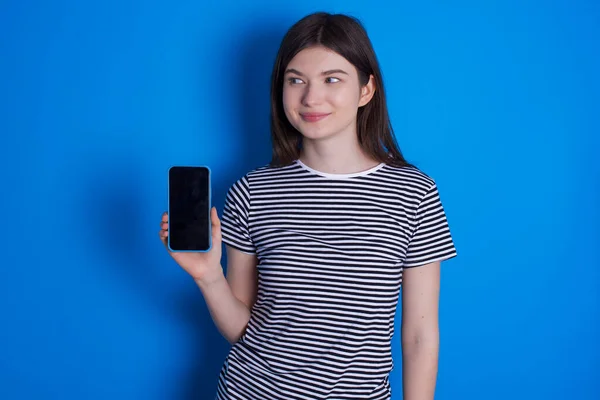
[162,212,168,223]
[158,230,170,252]
[161,222,169,231]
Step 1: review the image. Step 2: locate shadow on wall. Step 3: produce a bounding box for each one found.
[179,23,286,400]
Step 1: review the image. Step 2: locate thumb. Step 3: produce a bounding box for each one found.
[211,207,222,244]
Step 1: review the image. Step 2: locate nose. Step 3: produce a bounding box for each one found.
[301,83,323,107]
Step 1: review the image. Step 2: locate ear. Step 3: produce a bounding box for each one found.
[358,74,376,107]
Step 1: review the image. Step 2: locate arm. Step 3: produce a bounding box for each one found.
[196,245,258,344]
[401,261,441,400]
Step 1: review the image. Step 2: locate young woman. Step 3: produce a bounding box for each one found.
[160,12,457,400]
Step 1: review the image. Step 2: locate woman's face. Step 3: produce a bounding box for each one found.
[282,46,375,143]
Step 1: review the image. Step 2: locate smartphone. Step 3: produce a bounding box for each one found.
[168,166,212,252]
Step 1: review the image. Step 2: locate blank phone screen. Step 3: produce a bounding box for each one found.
[168,166,211,252]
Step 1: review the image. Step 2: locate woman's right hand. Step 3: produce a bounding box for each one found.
[159,207,224,284]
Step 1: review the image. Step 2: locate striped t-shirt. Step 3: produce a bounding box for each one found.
[215,159,457,400]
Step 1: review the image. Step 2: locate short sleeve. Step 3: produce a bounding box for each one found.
[220,175,256,254]
[403,181,457,268]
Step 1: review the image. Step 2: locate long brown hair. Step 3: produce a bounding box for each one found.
[269,12,414,168]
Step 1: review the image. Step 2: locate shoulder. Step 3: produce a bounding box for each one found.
[377,163,436,197]
[242,161,303,185]
[228,161,300,193]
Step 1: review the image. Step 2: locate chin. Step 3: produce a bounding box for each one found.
[297,126,336,141]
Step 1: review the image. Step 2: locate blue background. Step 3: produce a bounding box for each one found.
[1,0,598,399]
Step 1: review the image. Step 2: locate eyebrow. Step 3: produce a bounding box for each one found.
[284,68,349,77]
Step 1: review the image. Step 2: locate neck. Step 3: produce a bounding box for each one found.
[299,130,380,175]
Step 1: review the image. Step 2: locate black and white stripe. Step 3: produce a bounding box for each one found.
[216,160,457,400]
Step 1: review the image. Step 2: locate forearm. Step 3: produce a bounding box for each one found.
[195,267,251,344]
[402,334,439,400]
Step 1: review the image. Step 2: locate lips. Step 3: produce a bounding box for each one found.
[300,112,331,122]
